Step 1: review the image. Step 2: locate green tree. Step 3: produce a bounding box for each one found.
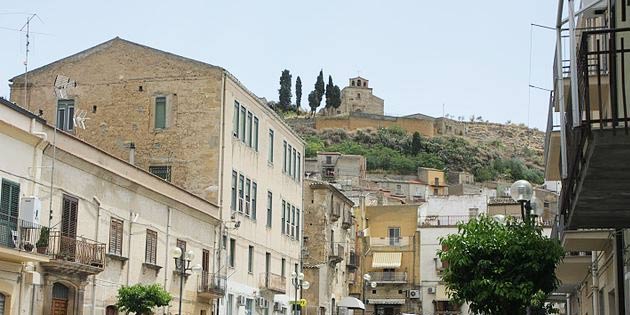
[331,85,342,111]
[410,132,422,155]
[278,70,292,111]
[295,76,302,110]
[116,284,172,315]
[438,216,564,315]
[325,75,334,110]
[308,90,321,115]
[315,70,325,102]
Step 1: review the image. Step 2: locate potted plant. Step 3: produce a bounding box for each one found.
[23,242,34,252]
[36,227,49,254]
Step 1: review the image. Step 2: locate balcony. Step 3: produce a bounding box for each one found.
[368,271,407,283]
[420,216,471,227]
[41,231,106,275]
[0,218,49,263]
[341,209,353,229]
[369,236,411,249]
[553,28,630,229]
[259,272,286,293]
[347,251,359,271]
[331,206,341,222]
[198,272,227,298]
[329,244,344,264]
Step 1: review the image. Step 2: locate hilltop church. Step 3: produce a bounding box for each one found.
[336,76,385,116]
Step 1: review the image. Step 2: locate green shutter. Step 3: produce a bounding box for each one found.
[0,179,20,219]
[155,97,166,129]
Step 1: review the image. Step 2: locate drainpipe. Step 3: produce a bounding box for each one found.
[92,196,102,315]
[29,118,47,195]
[164,207,172,315]
[567,0,581,127]
[615,229,626,315]
[592,251,600,315]
[216,71,227,315]
[566,293,571,315]
[126,212,137,285]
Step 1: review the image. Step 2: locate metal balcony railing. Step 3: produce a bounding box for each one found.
[420,216,471,227]
[369,236,411,248]
[0,217,43,252]
[368,271,407,283]
[198,272,227,297]
[347,251,359,269]
[259,272,286,293]
[48,231,106,268]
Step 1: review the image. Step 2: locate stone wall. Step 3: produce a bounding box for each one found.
[315,113,436,137]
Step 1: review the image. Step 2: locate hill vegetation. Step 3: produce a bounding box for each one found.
[288,119,545,184]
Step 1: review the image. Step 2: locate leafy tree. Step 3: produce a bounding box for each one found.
[315,70,325,102]
[308,90,321,115]
[295,76,302,110]
[331,85,342,110]
[278,70,292,111]
[410,132,422,155]
[325,75,335,109]
[438,216,564,315]
[116,284,172,315]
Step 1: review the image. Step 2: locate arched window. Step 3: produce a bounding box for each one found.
[357,79,362,86]
[0,293,5,315]
[106,305,118,315]
[52,283,69,300]
[363,81,367,87]
[351,80,355,86]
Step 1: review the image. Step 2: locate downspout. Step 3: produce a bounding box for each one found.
[592,251,600,315]
[567,0,581,127]
[92,196,102,315]
[29,118,47,195]
[556,27,569,179]
[164,206,172,315]
[126,212,135,285]
[216,71,227,315]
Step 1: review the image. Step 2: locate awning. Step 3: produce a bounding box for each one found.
[372,252,402,268]
[367,299,405,305]
[338,297,365,310]
[435,285,451,301]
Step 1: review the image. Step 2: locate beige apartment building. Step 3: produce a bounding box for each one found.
[0,97,221,315]
[9,37,304,315]
[302,180,356,315]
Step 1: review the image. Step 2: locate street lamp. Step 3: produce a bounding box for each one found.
[171,247,202,315]
[362,273,377,315]
[509,180,543,224]
[291,271,310,315]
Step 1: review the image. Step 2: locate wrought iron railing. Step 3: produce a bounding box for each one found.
[259,272,286,293]
[369,236,412,247]
[48,231,106,268]
[420,216,471,227]
[368,271,407,282]
[198,271,227,296]
[0,217,42,252]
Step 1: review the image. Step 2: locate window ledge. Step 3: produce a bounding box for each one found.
[106,253,129,262]
[142,262,163,271]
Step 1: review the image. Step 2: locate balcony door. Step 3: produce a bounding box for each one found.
[265,252,271,287]
[60,195,78,260]
[51,283,69,315]
[388,227,400,246]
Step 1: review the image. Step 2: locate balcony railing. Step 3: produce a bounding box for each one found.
[48,231,106,268]
[198,272,227,297]
[368,271,407,283]
[259,272,286,293]
[342,209,353,229]
[0,217,43,252]
[369,236,411,248]
[420,216,471,227]
[329,244,344,264]
[347,251,359,270]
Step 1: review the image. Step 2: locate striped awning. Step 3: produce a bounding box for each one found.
[372,252,402,268]
[367,299,405,305]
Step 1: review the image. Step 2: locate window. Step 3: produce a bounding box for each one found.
[388,227,401,246]
[231,171,237,211]
[177,239,187,252]
[109,218,124,255]
[245,178,251,216]
[357,93,361,99]
[246,111,253,147]
[325,156,332,164]
[288,145,293,177]
[357,79,362,86]
[149,166,171,182]
[0,179,20,226]
[248,245,254,273]
[245,298,253,315]
[61,195,78,238]
[434,177,439,186]
[351,80,355,86]
[266,191,273,228]
[296,209,300,240]
[297,153,301,181]
[291,205,296,238]
[238,174,244,212]
[281,200,286,234]
[240,106,246,142]
[252,182,257,220]
[283,141,287,172]
[281,258,286,277]
[227,294,234,315]
[292,148,297,180]
[253,117,259,151]
[56,99,75,131]
[433,188,439,195]
[222,234,227,250]
[268,130,275,163]
[233,102,240,137]
[145,229,158,264]
[202,249,210,272]
[155,97,166,129]
[229,238,236,268]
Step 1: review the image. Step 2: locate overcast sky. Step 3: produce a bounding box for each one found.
[1,1,557,129]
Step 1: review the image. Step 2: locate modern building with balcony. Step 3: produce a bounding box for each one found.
[302,180,356,315]
[360,205,420,315]
[544,0,630,314]
[0,97,221,315]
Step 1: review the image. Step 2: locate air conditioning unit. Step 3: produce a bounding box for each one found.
[237,296,247,306]
[427,287,436,294]
[273,302,283,312]
[408,289,420,299]
[257,298,269,309]
[19,196,41,224]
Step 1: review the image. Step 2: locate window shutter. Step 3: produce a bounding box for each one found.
[145,229,157,264]
[1,180,20,219]
[155,97,166,129]
[62,195,78,238]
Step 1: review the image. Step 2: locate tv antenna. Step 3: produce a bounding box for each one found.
[19,13,43,109]
[53,74,89,130]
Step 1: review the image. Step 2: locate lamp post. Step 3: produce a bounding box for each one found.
[509,180,543,224]
[171,247,202,315]
[291,271,310,315]
[362,273,377,315]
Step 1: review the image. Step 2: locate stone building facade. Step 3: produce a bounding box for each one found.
[302,180,356,315]
[337,77,384,116]
[0,98,221,315]
[9,38,304,315]
[304,153,366,188]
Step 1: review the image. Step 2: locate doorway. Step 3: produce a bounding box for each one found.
[51,283,69,315]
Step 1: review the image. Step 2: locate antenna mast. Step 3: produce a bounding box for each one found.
[20,13,40,109]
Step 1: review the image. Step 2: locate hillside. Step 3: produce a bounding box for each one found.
[286,117,545,184]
